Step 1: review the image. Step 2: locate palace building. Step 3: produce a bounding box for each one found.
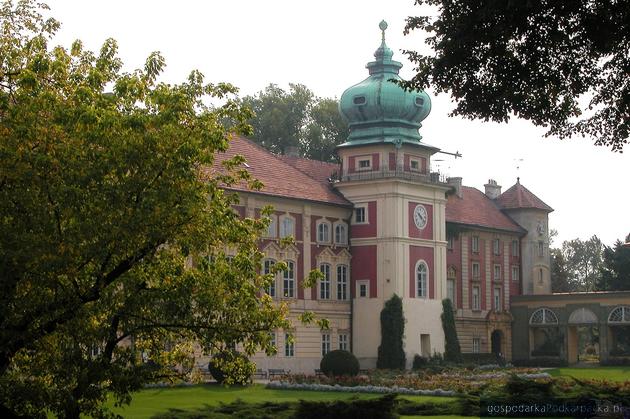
[204,21,629,373]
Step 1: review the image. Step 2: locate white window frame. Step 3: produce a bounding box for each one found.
[279,214,295,239]
[472,286,480,310]
[494,286,501,311]
[493,264,501,281]
[447,278,455,304]
[538,241,545,257]
[283,260,295,298]
[316,220,331,243]
[334,222,348,245]
[416,261,428,299]
[319,263,331,300]
[321,333,331,356]
[284,333,294,357]
[472,236,480,253]
[265,214,277,238]
[337,264,348,300]
[353,204,368,225]
[263,259,276,297]
[472,262,480,280]
[410,158,421,172]
[493,238,501,255]
[447,236,454,250]
[357,280,370,298]
[355,155,372,171]
[338,333,348,351]
[512,265,519,282]
[512,240,519,257]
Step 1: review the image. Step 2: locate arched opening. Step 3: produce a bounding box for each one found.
[608,306,630,361]
[491,330,503,358]
[529,308,562,359]
[567,308,599,364]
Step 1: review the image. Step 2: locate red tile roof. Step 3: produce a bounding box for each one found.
[497,181,553,212]
[203,135,350,206]
[277,155,340,184]
[446,186,525,233]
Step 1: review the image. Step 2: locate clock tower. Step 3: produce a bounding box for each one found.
[332,21,450,368]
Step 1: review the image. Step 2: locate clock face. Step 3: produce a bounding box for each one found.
[413,205,428,230]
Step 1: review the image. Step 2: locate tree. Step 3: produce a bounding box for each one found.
[598,239,630,291]
[403,0,629,151]
[561,236,604,292]
[0,2,294,417]
[242,84,347,162]
[376,294,406,369]
[550,248,572,293]
[441,298,462,363]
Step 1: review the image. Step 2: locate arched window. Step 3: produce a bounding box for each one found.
[337,264,348,300]
[608,306,630,323]
[319,263,331,299]
[263,259,276,297]
[279,215,295,238]
[283,260,295,298]
[529,308,558,325]
[416,261,428,298]
[334,222,347,245]
[317,221,331,243]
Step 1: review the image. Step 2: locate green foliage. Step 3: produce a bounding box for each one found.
[557,235,604,291]
[412,354,428,370]
[550,248,571,293]
[241,84,347,162]
[403,0,629,151]
[376,294,406,369]
[598,239,630,291]
[296,394,398,419]
[441,298,462,363]
[320,350,359,377]
[208,351,254,385]
[0,1,294,417]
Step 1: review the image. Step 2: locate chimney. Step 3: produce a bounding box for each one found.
[284,146,300,158]
[447,177,463,198]
[484,179,502,199]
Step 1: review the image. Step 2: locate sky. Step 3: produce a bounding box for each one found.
[44,0,630,247]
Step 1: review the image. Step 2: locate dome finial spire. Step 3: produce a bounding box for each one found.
[379,20,388,42]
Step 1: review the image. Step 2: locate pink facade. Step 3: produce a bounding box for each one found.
[351,245,377,298]
[352,201,377,238]
[409,245,435,299]
[408,202,433,240]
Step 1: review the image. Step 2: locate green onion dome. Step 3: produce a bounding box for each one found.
[338,20,431,148]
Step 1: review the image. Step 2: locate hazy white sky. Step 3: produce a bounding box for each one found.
[44,0,629,247]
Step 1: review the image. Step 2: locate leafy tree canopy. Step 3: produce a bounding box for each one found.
[0,1,307,417]
[559,235,603,292]
[403,0,629,151]
[598,239,630,291]
[242,84,347,162]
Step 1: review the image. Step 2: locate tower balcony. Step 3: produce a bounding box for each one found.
[331,165,448,185]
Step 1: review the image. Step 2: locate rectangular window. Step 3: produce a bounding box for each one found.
[354,207,366,224]
[447,278,455,304]
[493,238,501,255]
[472,236,479,253]
[320,264,330,299]
[338,334,348,351]
[283,261,295,298]
[337,265,348,300]
[317,222,330,243]
[269,332,276,351]
[279,216,294,238]
[335,223,347,245]
[266,215,277,238]
[472,337,481,353]
[512,265,519,282]
[472,262,480,280]
[410,159,419,171]
[420,334,431,357]
[358,159,371,169]
[538,241,545,257]
[447,236,454,250]
[264,259,276,297]
[494,264,501,281]
[358,281,369,298]
[494,287,501,311]
[512,240,519,257]
[472,286,480,310]
[321,334,331,356]
[284,333,294,357]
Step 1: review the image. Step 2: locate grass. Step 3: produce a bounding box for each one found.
[109,384,456,419]
[548,366,630,382]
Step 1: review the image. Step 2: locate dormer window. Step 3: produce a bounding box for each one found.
[317,220,331,243]
[353,95,366,105]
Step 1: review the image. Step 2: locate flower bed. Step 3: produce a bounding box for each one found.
[266,381,456,397]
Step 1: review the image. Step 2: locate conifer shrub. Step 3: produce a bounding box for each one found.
[377,294,406,369]
[441,298,462,363]
[320,350,360,377]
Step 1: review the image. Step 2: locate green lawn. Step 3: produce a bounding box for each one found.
[109,384,456,419]
[548,366,630,382]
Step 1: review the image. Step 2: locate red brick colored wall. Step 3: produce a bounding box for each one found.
[409,245,435,299]
[408,202,433,240]
[351,245,377,298]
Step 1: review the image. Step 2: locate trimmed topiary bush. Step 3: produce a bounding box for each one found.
[377,294,406,369]
[320,350,359,377]
[412,354,428,369]
[208,350,253,384]
[441,298,462,363]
